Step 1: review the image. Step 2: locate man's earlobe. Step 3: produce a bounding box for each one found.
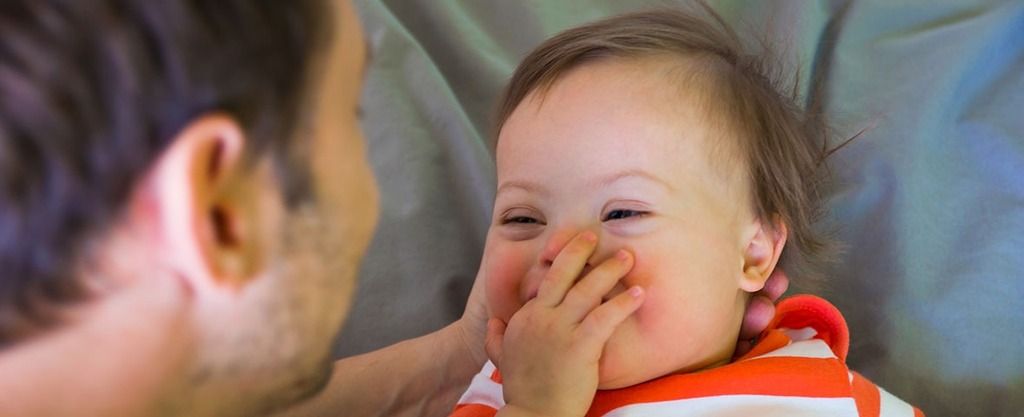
[740,217,787,293]
[140,113,266,292]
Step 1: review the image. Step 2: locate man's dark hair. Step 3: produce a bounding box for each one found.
[0,0,331,346]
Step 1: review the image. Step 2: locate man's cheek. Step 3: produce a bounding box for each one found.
[483,245,532,321]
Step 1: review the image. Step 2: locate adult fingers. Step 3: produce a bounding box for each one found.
[761,268,789,301]
[738,269,787,343]
[484,318,507,366]
[535,231,597,307]
[460,263,492,365]
[738,294,775,341]
[734,339,754,358]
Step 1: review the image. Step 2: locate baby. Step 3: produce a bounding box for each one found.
[452,6,922,417]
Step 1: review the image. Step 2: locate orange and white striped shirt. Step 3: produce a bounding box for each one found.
[452,295,924,417]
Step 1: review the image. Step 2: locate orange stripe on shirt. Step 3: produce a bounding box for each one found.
[770,295,850,361]
[851,371,880,417]
[736,328,792,361]
[453,296,923,417]
[451,403,498,417]
[588,355,852,417]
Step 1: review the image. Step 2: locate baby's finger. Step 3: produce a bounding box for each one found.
[535,231,597,307]
[560,250,634,323]
[578,286,645,344]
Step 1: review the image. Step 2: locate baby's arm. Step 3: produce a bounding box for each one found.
[485,232,644,417]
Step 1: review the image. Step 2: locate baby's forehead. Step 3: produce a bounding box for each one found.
[543,54,725,103]
[498,56,752,190]
[532,56,749,167]
[545,56,742,137]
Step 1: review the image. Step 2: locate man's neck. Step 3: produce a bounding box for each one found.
[0,276,195,417]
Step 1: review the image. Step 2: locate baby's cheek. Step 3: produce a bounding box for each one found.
[483,243,533,322]
[596,247,698,387]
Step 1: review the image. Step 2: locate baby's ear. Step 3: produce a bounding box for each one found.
[739,215,787,293]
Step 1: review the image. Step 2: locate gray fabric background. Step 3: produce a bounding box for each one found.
[336,1,1024,415]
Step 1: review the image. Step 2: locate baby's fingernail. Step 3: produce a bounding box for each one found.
[628,286,643,298]
[581,231,597,242]
[616,250,630,261]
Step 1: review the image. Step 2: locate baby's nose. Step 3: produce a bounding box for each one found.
[539,230,575,267]
[539,228,599,266]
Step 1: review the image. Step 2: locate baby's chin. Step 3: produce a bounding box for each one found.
[597,374,642,390]
[595,353,673,390]
[595,346,732,390]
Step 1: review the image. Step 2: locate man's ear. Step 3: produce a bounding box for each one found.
[739,216,788,293]
[139,113,267,292]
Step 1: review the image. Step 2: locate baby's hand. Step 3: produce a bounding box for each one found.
[487,232,645,417]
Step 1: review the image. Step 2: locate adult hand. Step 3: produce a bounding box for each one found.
[734,268,789,357]
[454,259,491,368]
[486,232,644,417]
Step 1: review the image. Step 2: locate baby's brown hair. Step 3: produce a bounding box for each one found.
[496,5,839,282]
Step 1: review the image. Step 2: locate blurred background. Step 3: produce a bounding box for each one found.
[336,1,1024,415]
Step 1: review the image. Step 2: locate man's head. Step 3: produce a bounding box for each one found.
[0,0,377,414]
[482,7,833,388]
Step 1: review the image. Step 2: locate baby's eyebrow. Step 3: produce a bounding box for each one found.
[592,169,675,192]
[496,180,550,197]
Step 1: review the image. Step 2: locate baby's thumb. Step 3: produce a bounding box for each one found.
[484,318,506,365]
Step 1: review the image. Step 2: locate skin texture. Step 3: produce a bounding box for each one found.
[484,57,787,391]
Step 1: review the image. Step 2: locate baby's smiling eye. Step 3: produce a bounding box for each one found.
[499,207,546,226]
[504,216,540,225]
[603,209,647,221]
[496,207,546,240]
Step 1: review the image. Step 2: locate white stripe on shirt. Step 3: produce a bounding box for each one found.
[746,338,838,361]
[457,361,505,410]
[879,385,917,417]
[602,394,860,417]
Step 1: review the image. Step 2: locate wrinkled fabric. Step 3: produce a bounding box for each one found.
[338,1,1024,416]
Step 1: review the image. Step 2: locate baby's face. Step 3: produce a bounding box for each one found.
[484,58,765,389]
